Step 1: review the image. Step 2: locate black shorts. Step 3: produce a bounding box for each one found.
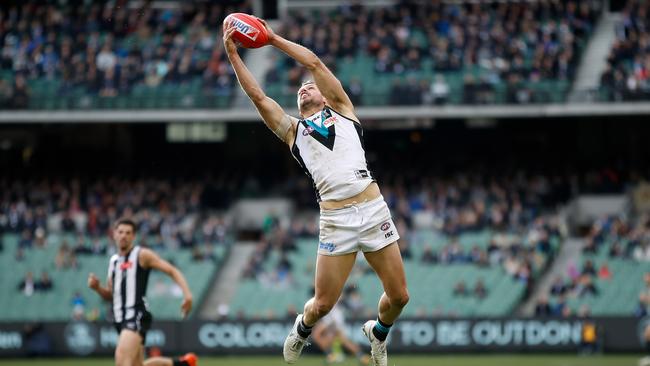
[113,309,153,344]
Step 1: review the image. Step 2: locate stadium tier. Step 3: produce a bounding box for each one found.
[0,177,232,321]
[230,228,560,318]
[0,0,607,110]
[600,0,650,101]
[267,0,599,106]
[544,215,650,316]
[0,1,252,110]
[230,172,565,319]
[1,231,229,321]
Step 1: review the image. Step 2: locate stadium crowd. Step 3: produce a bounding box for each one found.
[273,0,600,105]
[242,171,566,302]
[1,166,640,319]
[1,177,231,253]
[601,0,650,101]
[535,213,650,317]
[0,1,251,108]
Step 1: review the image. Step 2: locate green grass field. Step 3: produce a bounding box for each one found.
[0,355,641,366]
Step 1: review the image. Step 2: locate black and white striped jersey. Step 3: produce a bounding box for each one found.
[107,246,151,322]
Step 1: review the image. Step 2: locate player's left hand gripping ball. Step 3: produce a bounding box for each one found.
[224,13,270,48]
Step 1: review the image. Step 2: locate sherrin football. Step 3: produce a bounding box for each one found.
[224,13,269,49]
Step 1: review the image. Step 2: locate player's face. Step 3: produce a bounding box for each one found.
[297,83,325,112]
[113,224,135,251]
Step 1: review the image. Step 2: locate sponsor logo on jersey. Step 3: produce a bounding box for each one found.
[303,126,314,136]
[120,261,133,270]
[319,242,336,253]
[323,115,338,128]
[230,18,260,41]
[381,222,391,231]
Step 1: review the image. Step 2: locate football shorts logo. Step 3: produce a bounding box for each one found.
[231,18,260,41]
[381,222,391,231]
[319,242,336,253]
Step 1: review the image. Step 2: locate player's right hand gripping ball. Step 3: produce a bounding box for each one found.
[224,13,269,48]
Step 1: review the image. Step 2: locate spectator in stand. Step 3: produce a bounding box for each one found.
[37,271,53,292]
[575,274,599,297]
[18,229,33,249]
[582,260,597,277]
[345,78,363,106]
[10,74,29,109]
[553,295,568,316]
[0,79,12,108]
[473,279,488,299]
[534,295,553,316]
[18,272,36,297]
[598,263,612,280]
[453,281,468,297]
[421,246,438,264]
[55,242,70,269]
[431,74,449,105]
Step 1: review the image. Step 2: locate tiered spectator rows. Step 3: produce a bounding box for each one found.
[0,1,251,109]
[267,0,599,107]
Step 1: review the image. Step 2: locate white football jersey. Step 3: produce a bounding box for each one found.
[291,106,374,202]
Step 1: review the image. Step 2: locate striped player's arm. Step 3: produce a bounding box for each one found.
[87,272,113,301]
[139,248,193,318]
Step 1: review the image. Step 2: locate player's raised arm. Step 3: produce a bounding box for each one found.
[223,24,297,146]
[259,19,355,120]
[139,248,193,318]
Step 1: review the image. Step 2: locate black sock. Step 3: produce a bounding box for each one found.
[297,318,313,338]
[173,360,189,366]
[372,318,392,342]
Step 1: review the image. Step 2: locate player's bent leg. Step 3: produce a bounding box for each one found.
[363,242,409,323]
[115,330,144,366]
[362,242,409,366]
[284,252,357,364]
[304,252,357,325]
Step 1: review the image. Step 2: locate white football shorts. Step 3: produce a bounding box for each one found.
[318,195,400,256]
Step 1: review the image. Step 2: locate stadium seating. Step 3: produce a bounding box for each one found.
[229,228,559,319]
[0,1,251,110]
[549,224,650,315]
[0,1,602,110]
[266,1,598,106]
[600,0,650,102]
[0,233,228,321]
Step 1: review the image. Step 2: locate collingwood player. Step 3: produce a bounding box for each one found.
[223,18,410,366]
[88,219,197,366]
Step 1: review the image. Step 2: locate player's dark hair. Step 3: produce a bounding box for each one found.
[114,218,137,232]
[301,79,315,88]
